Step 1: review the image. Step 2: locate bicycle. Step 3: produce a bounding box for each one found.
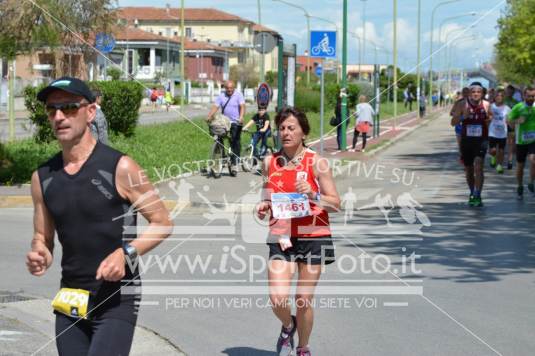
[241,129,273,173]
[311,43,335,56]
[208,127,233,179]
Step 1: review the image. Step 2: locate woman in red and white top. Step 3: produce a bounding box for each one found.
[256,107,340,356]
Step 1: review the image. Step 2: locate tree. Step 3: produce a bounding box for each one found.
[495,0,535,84]
[0,0,116,74]
[229,63,258,88]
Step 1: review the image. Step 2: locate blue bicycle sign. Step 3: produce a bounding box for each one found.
[310,31,336,58]
[95,33,116,53]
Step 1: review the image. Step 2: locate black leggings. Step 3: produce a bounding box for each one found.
[353,130,367,149]
[230,123,242,166]
[55,313,135,356]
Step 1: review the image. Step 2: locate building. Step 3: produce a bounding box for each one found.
[184,39,231,83]
[118,7,280,83]
[296,55,323,74]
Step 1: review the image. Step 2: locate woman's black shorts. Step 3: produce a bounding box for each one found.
[268,236,335,265]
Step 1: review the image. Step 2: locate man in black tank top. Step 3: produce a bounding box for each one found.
[25,77,172,356]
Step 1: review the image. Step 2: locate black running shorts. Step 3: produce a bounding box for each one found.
[268,236,335,265]
[489,137,506,150]
[460,138,488,167]
[516,142,535,163]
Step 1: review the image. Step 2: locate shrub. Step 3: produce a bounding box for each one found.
[23,84,53,143]
[294,88,321,113]
[91,81,144,137]
[106,67,122,81]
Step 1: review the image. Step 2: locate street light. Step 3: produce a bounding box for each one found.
[428,0,462,107]
[435,12,476,103]
[166,2,186,111]
[447,35,476,95]
[360,0,367,80]
[272,0,311,85]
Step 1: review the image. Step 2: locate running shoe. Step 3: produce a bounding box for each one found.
[490,156,496,168]
[528,182,534,194]
[517,186,524,200]
[362,148,366,153]
[472,196,483,207]
[507,161,513,170]
[496,164,504,174]
[276,315,297,356]
[468,195,476,206]
[296,346,311,356]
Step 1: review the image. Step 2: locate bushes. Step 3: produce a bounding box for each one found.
[23,84,53,142]
[294,88,321,113]
[106,67,122,81]
[90,81,144,137]
[23,80,144,141]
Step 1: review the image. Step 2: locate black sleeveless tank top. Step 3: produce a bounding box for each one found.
[38,142,140,323]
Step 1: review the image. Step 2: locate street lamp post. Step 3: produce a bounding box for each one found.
[166,2,186,110]
[257,0,265,83]
[272,0,311,85]
[447,35,476,96]
[416,0,421,117]
[360,0,367,80]
[341,0,348,150]
[428,0,461,107]
[393,0,397,130]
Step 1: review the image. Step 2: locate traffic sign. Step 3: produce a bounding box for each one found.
[310,31,336,58]
[256,83,272,109]
[95,33,115,53]
[315,65,322,76]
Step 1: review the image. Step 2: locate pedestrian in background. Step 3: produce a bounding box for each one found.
[90,89,108,144]
[350,95,375,152]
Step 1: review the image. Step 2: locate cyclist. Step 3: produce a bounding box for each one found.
[26,77,172,355]
[451,82,492,207]
[243,106,271,157]
[488,89,511,173]
[256,107,340,356]
[508,86,535,199]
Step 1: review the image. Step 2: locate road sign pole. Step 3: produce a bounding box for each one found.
[341,0,348,150]
[320,66,325,154]
[8,60,15,142]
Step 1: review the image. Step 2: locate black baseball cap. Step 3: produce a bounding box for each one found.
[37,77,95,103]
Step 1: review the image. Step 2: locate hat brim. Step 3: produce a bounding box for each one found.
[37,86,94,103]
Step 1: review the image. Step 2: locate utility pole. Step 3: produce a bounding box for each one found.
[180,0,185,111]
[258,0,265,83]
[393,0,398,131]
[341,0,348,150]
[8,60,15,141]
[416,0,421,118]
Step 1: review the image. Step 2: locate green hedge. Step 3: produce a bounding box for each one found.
[294,88,321,113]
[23,84,52,143]
[91,81,144,137]
[23,80,144,142]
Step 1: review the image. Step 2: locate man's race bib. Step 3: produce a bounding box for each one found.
[522,131,535,142]
[271,193,311,219]
[51,288,90,319]
[466,124,483,137]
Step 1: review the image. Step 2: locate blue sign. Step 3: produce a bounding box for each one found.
[310,31,336,58]
[95,33,116,53]
[315,65,322,76]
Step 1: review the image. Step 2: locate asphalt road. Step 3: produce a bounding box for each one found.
[0,112,534,355]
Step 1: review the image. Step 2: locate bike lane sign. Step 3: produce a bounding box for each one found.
[310,31,336,58]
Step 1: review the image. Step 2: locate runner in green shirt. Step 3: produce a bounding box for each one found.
[508,87,535,199]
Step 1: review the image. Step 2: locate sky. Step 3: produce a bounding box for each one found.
[119,0,507,73]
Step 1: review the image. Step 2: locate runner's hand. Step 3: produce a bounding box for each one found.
[96,248,126,282]
[278,235,293,251]
[296,179,313,199]
[26,246,52,276]
[517,116,526,124]
[256,201,271,220]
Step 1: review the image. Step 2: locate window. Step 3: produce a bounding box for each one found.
[186,27,192,38]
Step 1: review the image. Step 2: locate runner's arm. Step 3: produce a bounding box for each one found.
[27,171,55,276]
[450,101,463,126]
[116,156,173,256]
[312,156,341,212]
[256,156,272,219]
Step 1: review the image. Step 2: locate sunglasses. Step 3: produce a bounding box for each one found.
[45,102,90,117]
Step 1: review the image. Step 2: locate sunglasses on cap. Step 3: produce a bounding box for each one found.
[45,102,90,117]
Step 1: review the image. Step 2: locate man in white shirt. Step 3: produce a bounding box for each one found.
[350,95,375,152]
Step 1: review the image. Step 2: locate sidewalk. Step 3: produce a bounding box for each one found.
[0,108,446,210]
[0,296,184,355]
